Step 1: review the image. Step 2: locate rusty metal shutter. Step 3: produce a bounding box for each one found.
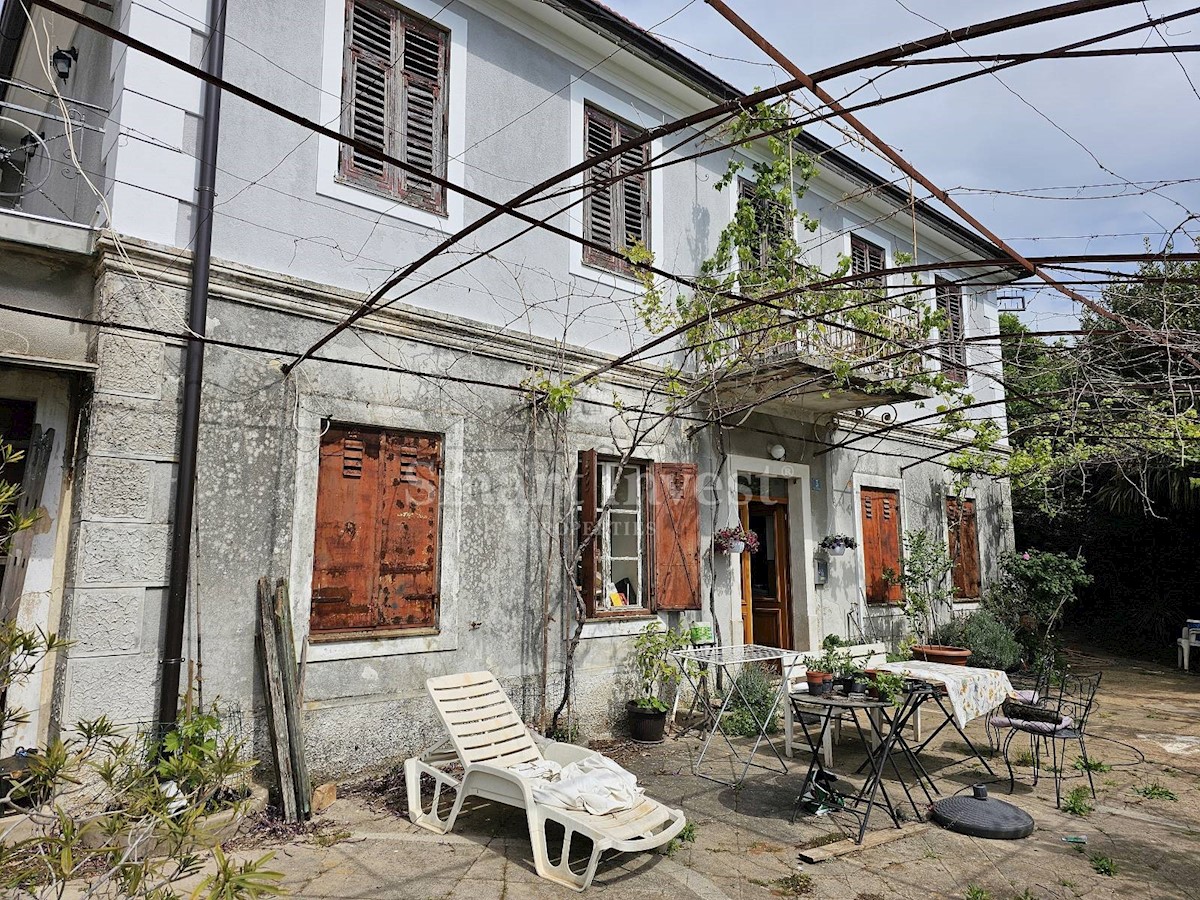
[311,427,382,633]
[651,462,701,611]
[936,276,967,382]
[340,0,448,213]
[310,426,442,634]
[947,496,981,600]
[861,486,902,604]
[583,104,649,274]
[377,431,442,629]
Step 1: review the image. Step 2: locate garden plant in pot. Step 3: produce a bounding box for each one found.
[627,622,692,743]
[804,647,848,696]
[819,533,857,557]
[714,524,760,556]
[884,528,972,665]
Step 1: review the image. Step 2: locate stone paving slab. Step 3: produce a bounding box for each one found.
[219,649,1199,900]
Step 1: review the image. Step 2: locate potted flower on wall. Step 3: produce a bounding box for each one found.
[819,534,857,557]
[627,622,692,743]
[715,525,760,555]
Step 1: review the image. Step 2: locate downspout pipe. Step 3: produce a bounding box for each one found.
[157,0,227,730]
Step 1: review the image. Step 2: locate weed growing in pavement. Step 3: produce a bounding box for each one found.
[772,873,814,896]
[1072,757,1110,773]
[1134,783,1177,801]
[1062,786,1093,816]
[965,887,992,900]
[1090,854,1117,876]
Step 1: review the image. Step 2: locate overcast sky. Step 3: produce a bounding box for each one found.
[603,0,1200,332]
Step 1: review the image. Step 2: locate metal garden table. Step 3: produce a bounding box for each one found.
[671,643,803,786]
[789,692,919,843]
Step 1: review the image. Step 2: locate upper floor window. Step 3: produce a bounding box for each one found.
[582,104,650,276]
[850,234,886,296]
[738,178,791,275]
[340,0,449,214]
[936,276,967,382]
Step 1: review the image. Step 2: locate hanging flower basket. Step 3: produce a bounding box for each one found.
[715,525,760,555]
[819,534,858,557]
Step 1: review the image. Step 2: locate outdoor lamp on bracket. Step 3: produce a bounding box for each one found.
[19,132,42,164]
[768,443,786,461]
[51,47,78,81]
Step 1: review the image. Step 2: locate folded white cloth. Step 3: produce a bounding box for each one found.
[518,753,644,816]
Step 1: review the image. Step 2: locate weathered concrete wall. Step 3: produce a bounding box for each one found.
[58,261,183,727]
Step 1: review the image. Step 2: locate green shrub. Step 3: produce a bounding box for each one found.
[721,663,779,736]
[932,610,1021,670]
[984,550,1091,660]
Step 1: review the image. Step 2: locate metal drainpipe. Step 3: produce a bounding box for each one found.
[157,0,227,730]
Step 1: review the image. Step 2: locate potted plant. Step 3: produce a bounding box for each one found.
[627,622,691,743]
[805,647,846,696]
[884,528,971,666]
[819,534,857,557]
[868,671,907,705]
[715,525,760,555]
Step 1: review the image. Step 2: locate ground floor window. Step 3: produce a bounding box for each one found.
[310,424,443,636]
[577,451,701,617]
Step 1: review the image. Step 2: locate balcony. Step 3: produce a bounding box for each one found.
[708,305,936,417]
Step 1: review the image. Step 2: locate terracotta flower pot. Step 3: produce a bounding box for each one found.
[806,670,832,696]
[912,644,972,666]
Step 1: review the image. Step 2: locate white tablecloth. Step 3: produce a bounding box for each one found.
[878,660,1013,727]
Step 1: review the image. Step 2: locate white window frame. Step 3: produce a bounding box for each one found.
[568,79,665,292]
[317,0,468,232]
[595,460,647,612]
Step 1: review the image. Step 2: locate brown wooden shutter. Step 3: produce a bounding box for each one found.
[582,105,649,274]
[861,487,902,604]
[651,462,701,611]
[936,277,967,382]
[397,15,447,211]
[947,496,981,600]
[850,234,885,295]
[311,426,382,632]
[340,0,448,213]
[578,450,599,616]
[342,0,395,192]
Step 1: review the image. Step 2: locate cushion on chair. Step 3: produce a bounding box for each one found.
[1013,689,1039,703]
[989,714,1074,735]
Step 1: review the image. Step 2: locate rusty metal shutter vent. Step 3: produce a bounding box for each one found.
[343,437,364,478]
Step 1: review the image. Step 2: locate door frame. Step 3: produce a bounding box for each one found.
[722,455,815,652]
[739,496,792,650]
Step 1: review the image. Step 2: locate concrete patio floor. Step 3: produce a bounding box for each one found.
[233,648,1199,900]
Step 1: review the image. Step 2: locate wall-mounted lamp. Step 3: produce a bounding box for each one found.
[51,47,78,82]
[768,443,786,461]
[19,132,42,164]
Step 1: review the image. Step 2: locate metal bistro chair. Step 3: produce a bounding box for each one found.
[994,671,1103,808]
[986,656,1055,754]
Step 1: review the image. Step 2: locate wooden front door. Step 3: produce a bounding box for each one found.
[739,498,792,649]
[860,487,902,604]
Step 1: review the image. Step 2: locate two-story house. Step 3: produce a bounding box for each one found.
[0,0,1013,774]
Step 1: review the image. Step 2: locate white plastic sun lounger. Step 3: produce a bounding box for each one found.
[404,671,686,891]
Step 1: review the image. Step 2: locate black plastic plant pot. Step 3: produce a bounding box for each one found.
[627,701,668,744]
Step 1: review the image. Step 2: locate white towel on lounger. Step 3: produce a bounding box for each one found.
[519,753,644,815]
